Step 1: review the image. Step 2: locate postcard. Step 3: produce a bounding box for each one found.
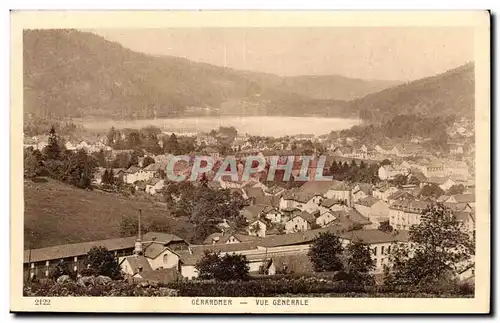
[11,10,490,313]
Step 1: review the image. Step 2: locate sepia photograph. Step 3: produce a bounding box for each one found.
[10,10,490,313]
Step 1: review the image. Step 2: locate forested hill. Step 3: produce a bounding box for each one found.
[350,63,475,124]
[24,29,395,120]
[280,75,400,101]
[24,29,474,122]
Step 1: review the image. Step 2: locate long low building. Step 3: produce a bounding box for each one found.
[23,227,410,282]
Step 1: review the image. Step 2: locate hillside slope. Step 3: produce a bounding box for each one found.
[24,178,192,249]
[350,63,475,123]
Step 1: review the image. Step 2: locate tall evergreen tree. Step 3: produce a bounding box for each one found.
[44,125,61,160]
[164,133,180,154]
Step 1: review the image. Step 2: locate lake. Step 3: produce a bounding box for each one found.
[78,116,362,137]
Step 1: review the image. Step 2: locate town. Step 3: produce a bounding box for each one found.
[23,115,476,293]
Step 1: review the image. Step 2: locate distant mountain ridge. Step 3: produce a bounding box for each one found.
[23,29,474,122]
[351,62,475,123]
[281,75,400,101]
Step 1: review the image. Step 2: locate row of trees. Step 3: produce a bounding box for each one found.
[328,159,380,184]
[24,127,97,189]
[106,126,198,156]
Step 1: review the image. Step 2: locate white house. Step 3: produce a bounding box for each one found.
[124,166,155,184]
[65,141,77,151]
[372,185,399,202]
[444,160,470,181]
[378,164,408,181]
[262,207,283,224]
[284,211,317,233]
[246,219,267,237]
[279,189,322,213]
[145,178,165,195]
[389,200,431,231]
[315,211,337,227]
[354,197,390,229]
[324,181,352,207]
[351,184,372,203]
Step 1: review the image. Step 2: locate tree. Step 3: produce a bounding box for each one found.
[24,149,42,179]
[85,246,122,280]
[101,169,115,185]
[385,204,474,287]
[149,218,171,233]
[106,127,118,147]
[128,151,139,168]
[44,159,65,181]
[120,215,148,237]
[408,175,421,186]
[112,152,131,169]
[92,150,107,168]
[142,156,155,168]
[218,253,249,280]
[143,132,162,155]
[308,232,344,272]
[378,220,394,233]
[195,251,249,281]
[127,131,142,149]
[249,221,262,236]
[380,159,392,166]
[329,160,339,176]
[43,125,61,160]
[164,133,180,155]
[420,183,445,199]
[49,259,72,280]
[447,184,465,195]
[62,149,97,189]
[392,174,408,187]
[344,240,375,285]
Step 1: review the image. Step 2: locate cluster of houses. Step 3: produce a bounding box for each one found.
[24,227,413,283]
[232,177,475,239]
[24,121,476,285]
[24,135,112,154]
[24,159,476,285]
[24,193,475,283]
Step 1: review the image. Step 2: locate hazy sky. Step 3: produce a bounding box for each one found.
[93,27,473,81]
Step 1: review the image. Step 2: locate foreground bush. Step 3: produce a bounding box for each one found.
[24,279,178,297]
[166,277,474,297]
[23,277,473,298]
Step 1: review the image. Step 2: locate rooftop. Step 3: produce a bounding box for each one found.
[24,232,185,263]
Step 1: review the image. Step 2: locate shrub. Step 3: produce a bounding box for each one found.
[195,251,250,281]
[23,277,474,298]
[85,246,122,280]
[48,260,72,280]
[308,232,343,272]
